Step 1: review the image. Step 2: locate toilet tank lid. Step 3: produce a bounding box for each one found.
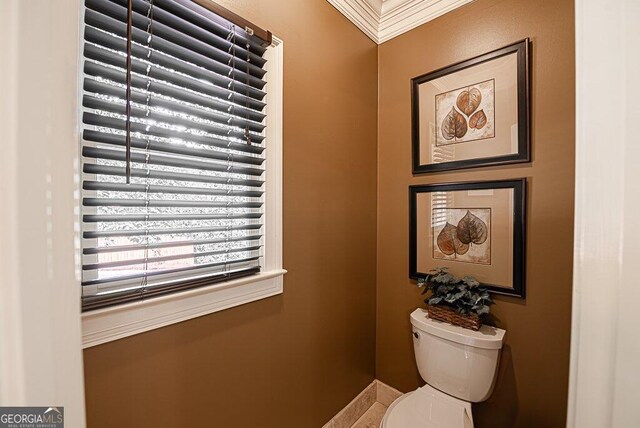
[410,308,506,350]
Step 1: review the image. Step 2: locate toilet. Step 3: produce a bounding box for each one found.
[381,308,506,427]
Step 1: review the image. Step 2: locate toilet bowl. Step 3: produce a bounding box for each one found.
[381,384,473,428]
[381,308,505,427]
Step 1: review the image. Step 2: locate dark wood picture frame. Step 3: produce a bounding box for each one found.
[411,39,530,174]
[409,179,527,298]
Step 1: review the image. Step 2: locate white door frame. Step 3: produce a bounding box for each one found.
[0,1,86,426]
[568,0,640,426]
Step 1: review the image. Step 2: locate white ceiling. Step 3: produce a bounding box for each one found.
[326,0,474,44]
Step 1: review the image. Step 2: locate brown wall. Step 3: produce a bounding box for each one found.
[376,0,575,427]
[84,0,575,426]
[82,1,378,427]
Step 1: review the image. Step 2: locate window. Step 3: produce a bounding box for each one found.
[80,0,283,318]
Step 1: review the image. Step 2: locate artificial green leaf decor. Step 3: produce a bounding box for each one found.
[417,267,494,316]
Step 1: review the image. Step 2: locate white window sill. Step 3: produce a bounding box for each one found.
[82,269,286,348]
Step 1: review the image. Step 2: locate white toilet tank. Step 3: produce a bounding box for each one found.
[410,308,506,403]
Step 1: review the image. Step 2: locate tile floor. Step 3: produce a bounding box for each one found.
[323,381,402,428]
[351,401,388,427]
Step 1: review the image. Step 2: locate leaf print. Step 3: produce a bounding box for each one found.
[469,109,487,130]
[437,222,469,256]
[456,87,482,116]
[456,210,488,245]
[441,107,468,140]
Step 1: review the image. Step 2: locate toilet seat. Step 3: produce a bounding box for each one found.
[381,385,473,428]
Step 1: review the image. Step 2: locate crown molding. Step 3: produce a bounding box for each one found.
[327,0,473,44]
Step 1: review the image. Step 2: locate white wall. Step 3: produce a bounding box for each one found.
[569,0,640,426]
[0,1,86,426]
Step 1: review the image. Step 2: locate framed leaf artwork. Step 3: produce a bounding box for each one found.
[409,179,526,298]
[412,39,530,173]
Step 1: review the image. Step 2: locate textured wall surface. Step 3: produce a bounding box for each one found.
[376,0,575,426]
[83,1,378,427]
[84,0,575,426]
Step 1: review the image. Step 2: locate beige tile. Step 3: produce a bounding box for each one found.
[351,402,388,428]
[375,381,403,407]
[322,420,335,428]
[333,381,377,428]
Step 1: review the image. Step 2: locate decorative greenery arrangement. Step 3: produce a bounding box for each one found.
[417,267,493,316]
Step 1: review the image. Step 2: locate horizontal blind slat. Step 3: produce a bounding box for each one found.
[82,128,264,165]
[81,18,264,96]
[83,245,262,270]
[83,223,261,239]
[82,145,265,177]
[83,112,265,153]
[84,60,266,123]
[83,43,265,114]
[83,213,262,222]
[126,0,267,66]
[83,164,265,187]
[83,198,263,208]
[81,260,260,288]
[84,76,265,133]
[130,0,266,66]
[82,267,261,311]
[83,235,261,254]
[83,93,265,145]
[84,24,266,102]
[84,127,263,158]
[85,0,267,80]
[83,181,263,197]
[160,0,267,53]
[155,0,267,54]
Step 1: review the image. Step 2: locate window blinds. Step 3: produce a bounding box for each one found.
[81,0,271,311]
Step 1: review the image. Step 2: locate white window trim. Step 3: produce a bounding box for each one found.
[82,36,285,349]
